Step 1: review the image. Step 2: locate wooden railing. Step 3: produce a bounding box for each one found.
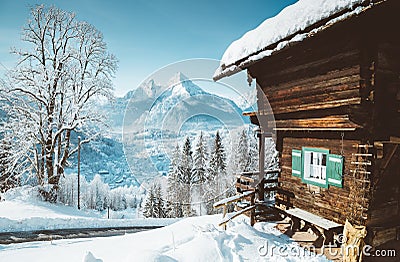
[235,169,294,210]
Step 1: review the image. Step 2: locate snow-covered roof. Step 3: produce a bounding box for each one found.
[213,0,383,81]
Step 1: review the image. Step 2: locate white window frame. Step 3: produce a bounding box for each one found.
[302,148,329,187]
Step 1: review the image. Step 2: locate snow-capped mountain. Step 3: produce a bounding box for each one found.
[71,72,253,187]
[236,88,257,111]
[123,72,247,132]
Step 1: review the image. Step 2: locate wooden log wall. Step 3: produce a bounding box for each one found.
[248,16,366,121]
[374,40,400,139]
[368,36,400,246]
[279,137,369,226]
[367,143,400,247]
[262,63,362,117]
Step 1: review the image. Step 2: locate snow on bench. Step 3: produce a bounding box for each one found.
[218,205,256,227]
[213,191,255,209]
[286,208,342,230]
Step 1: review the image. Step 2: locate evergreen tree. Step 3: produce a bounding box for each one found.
[179,137,193,185]
[248,130,259,172]
[179,137,194,217]
[193,132,208,215]
[209,131,226,179]
[235,129,250,173]
[193,132,208,184]
[144,183,166,218]
[166,144,183,218]
[143,185,156,218]
[154,184,166,218]
[206,131,227,214]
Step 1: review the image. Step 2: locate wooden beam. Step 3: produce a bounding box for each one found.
[380,144,399,172]
[270,115,362,130]
[218,205,256,227]
[213,191,255,209]
[242,111,257,117]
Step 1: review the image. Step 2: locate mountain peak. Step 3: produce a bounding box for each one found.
[167,72,189,87]
[136,79,161,98]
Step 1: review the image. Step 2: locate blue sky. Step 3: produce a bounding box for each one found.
[0,0,297,97]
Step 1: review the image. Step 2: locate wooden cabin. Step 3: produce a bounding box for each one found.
[214,0,399,253]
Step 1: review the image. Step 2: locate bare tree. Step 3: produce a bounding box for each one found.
[0,5,117,200]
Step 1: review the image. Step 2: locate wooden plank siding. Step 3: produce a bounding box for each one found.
[374,41,400,140]
[278,137,367,225]
[367,144,400,246]
[263,66,362,116]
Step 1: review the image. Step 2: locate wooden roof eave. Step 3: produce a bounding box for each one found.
[213,1,381,82]
[243,112,362,131]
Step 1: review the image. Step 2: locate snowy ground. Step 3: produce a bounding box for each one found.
[0,214,330,262]
[0,188,329,261]
[0,187,177,233]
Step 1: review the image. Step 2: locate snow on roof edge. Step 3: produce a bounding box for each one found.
[213,0,378,81]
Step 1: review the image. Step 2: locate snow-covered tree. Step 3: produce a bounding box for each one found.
[87,174,109,211]
[143,185,156,218]
[0,5,117,201]
[193,132,208,184]
[154,183,166,218]
[179,137,194,217]
[235,129,250,173]
[205,131,228,214]
[248,131,259,172]
[192,132,209,216]
[143,183,166,218]
[166,144,183,218]
[0,139,19,193]
[58,173,140,212]
[209,131,226,186]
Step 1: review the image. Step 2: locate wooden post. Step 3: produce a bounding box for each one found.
[223,205,227,230]
[291,217,301,231]
[258,131,265,202]
[77,136,81,210]
[250,193,255,226]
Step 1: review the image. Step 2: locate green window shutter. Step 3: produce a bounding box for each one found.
[327,154,344,188]
[292,149,302,177]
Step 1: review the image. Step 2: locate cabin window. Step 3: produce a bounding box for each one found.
[302,148,329,188]
[291,147,344,188]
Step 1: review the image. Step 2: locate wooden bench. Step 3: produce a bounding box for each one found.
[285,208,343,245]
